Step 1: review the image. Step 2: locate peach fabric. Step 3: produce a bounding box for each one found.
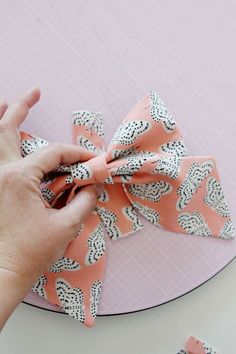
[19,91,235,327]
[179,336,219,354]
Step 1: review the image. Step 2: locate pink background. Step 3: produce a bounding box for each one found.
[1,0,235,315]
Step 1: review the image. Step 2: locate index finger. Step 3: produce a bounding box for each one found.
[21,142,96,180]
[1,87,40,128]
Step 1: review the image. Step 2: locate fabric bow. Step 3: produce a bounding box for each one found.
[20,91,235,327]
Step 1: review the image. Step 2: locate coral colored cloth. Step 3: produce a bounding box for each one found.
[178,336,219,354]
[20,91,235,327]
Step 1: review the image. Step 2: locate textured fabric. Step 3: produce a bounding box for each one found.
[20,91,235,327]
[177,336,219,354]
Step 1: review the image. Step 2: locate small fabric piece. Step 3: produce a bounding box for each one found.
[20,91,235,327]
[177,336,219,354]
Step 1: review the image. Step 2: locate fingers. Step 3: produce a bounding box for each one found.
[21,142,96,180]
[53,184,104,237]
[1,87,40,128]
[0,88,40,165]
[0,101,8,119]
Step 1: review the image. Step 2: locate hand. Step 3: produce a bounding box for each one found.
[0,88,102,329]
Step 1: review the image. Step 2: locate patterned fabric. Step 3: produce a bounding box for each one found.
[177,336,219,354]
[20,91,235,327]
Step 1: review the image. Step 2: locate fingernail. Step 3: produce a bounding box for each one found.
[0,101,8,109]
[26,87,35,94]
[26,86,40,97]
[95,183,104,197]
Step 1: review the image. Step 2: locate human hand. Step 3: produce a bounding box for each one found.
[0,88,102,328]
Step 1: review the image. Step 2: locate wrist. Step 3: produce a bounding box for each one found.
[0,240,40,288]
[0,267,36,330]
[0,241,42,330]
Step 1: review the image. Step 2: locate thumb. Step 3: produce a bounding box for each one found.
[52,184,104,237]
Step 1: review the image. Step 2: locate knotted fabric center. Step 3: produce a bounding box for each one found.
[71,154,111,186]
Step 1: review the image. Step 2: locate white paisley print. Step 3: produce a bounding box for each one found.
[90,280,102,319]
[77,136,98,152]
[56,279,85,322]
[176,160,214,211]
[72,111,104,137]
[49,257,81,273]
[116,152,155,176]
[96,206,122,239]
[160,140,188,157]
[204,177,230,217]
[98,189,110,202]
[32,275,48,299]
[219,220,235,240]
[85,223,106,265]
[70,163,93,180]
[40,187,56,203]
[20,136,49,157]
[128,181,173,202]
[178,212,212,236]
[132,201,161,225]
[111,146,138,159]
[122,206,143,231]
[152,155,183,179]
[149,91,176,132]
[111,120,151,145]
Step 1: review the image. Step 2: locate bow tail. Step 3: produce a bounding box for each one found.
[32,211,106,327]
[31,183,144,326]
[96,183,143,240]
[124,156,235,239]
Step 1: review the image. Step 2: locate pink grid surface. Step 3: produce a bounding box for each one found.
[1,0,235,315]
